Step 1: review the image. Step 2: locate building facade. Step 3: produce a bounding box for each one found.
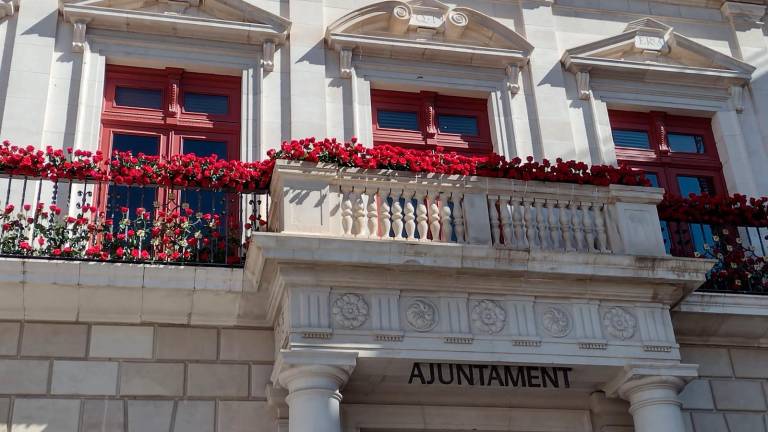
[0,0,767,431]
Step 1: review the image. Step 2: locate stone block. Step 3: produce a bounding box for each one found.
[679,346,733,377]
[0,285,23,320]
[251,364,273,398]
[187,363,249,397]
[220,329,274,361]
[11,399,80,432]
[90,325,153,359]
[82,400,124,432]
[79,285,141,323]
[725,413,766,432]
[0,359,49,394]
[155,327,217,360]
[51,360,118,395]
[217,401,269,432]
[173,400,215,432]
[120,362,184,396]
[730,349,768,378]
[21,323,87,357]
[679,379,714,410]
[190,291,240,326]
[0,398,9,430]
[691,412,728,432]
[126,400,173,432]
[141,288,193,324]
[711,379,767,411]
[0,323,19,356]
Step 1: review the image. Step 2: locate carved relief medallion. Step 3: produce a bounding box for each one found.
[541,306,572,338]
[405,298,439,332]
[602,307,637,340]
[471,300,506,335]
[331,293,369,329]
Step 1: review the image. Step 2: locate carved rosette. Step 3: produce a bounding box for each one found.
[405,298,439,332]
[602,307,637,340]
[541,306,572,338]
[471,300,506,335]
[331,293,369,329]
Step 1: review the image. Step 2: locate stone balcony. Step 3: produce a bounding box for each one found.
[245,160,714,374]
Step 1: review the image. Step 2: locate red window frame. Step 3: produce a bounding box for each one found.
[610,110,727,256]
[371,89,492,154]
[609,110,726,196]
[100,65,242,220]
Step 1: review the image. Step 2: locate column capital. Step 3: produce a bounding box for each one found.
[603,363,698,399]
[273,350,358,393]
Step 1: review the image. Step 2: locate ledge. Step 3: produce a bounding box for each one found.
[0,258,264,326]
[673,292,768,347]
[247,232,713,305]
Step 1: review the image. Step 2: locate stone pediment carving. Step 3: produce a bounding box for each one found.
[61,0,290,53]
[561,18,754,104]
[325,0,532,71]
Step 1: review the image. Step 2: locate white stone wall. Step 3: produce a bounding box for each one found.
[0,322,276,432]
[679,345,768,432]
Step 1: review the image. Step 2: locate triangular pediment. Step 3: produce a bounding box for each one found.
[326,0,532,69]
[61,0,290,45]
[561,17,754,86]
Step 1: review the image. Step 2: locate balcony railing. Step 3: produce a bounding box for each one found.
[268,160,670,257]
[0,175,267,266]
[663,220,768,294]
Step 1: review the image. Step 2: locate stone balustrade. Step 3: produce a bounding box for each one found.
[268,160,668,257]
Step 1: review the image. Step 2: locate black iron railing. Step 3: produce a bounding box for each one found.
[0,175,267,266]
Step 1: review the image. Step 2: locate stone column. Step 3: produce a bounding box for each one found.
[604,364,697,432]
[275,351,357,432]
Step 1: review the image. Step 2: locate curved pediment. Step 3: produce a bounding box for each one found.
[326,0,532,69]
[61,0,291,45]
[561,18,754,87]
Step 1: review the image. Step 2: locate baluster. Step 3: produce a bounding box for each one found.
[583,202,597,253]
[416,191,429,242]
[512,197,526,249]
[525,199,537,249]
[380,191,392,239]
[352,189,366,236]
[341,186,353,236]
[404,193,416,240]
[440,193,453,242]
[367,190,379,238]
[559,201,574,252]
[488,195,501,245]
[571,202,584,251]
[429,193,441,242]
[535,200,547,250]
[547,201,560,250]
[392,190,405,239]
[453,195,465,244]
[500,196,514,247]
[594,203,610,253]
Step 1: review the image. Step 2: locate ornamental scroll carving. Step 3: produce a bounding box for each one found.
[602,306,637,340]
[405,298,439,332]
[541,306,572,338]
[471,300,506,335]
[332,293,369,329]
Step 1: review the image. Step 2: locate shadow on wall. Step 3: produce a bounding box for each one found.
[0,14,18,128]
[9,425,48,432]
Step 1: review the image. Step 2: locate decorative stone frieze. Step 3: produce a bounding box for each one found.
[541,306,572,338]
[331,293,369,329]
[470,300,506,335]
[404,298,439,332]
[602,307,638,341]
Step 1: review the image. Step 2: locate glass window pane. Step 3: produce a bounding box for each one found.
[107,134,160,224]
[115,87,162,109]
[645,172,660,188]
[112,134,160,155]
[612,130,651,149]
[184,93,229,115]
[668,133,705,153]
[438,115,479,136]
[677,175,716,196]
[377,111,419,131]
[182,139,228,159]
